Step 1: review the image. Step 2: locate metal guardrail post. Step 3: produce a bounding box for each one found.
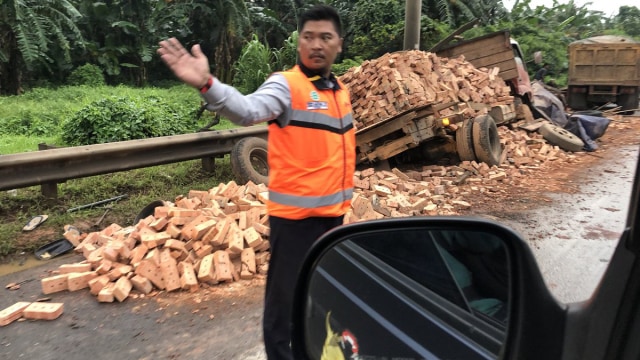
[38,143,60,198]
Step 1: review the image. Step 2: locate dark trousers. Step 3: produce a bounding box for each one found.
[263,215,344,360]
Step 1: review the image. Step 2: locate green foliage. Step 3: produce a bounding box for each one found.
[0,0,84,94]
[0,84,205,141]
[232,34,275,94]
[273,31,299,71]
[350,22,405,59]
[344,0,405,59]
[0,135,56,155]
[67,64,106,86]
[0,88,79,136]
[1,111,61,137]
[232,31,299,94]
[615,6,640,37]
[419,16,454,51]
[332,58,364,76]
[60,95,194,146]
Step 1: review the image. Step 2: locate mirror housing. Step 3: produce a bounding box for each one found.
[291,216,566,360]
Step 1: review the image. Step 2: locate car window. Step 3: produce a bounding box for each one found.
[352,229,469,310]
[352,228,509,326]
[303,227,510,359]
[432,230,509,325]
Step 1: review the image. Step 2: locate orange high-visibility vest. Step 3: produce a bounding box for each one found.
[267,66,355,220]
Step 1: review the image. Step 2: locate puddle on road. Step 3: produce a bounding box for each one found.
[0,255,42,277]
[0,252,74,277]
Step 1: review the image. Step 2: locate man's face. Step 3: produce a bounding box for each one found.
[298,20,343,76]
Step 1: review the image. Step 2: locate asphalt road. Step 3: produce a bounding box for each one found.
[0,255,266,360]
[497,144,639,303]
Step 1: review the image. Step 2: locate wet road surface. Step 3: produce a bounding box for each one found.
[496,145,638,303]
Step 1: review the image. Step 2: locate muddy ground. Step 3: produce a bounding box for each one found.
[1,115,639,359]
[462,115,640,214]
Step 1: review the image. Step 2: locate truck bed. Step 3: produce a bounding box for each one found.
[435,30,518,82]
[355,102,464,164]
[569,39,640,86]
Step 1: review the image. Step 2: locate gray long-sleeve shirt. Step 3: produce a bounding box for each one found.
[201,74,291,127]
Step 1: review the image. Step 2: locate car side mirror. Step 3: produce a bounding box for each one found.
[291,217,565,360]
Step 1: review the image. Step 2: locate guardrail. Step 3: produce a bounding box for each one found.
[0,126,268,197]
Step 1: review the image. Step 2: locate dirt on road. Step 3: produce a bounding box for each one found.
[461,115,640,216]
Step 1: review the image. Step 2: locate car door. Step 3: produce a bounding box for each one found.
[292,149,640,359]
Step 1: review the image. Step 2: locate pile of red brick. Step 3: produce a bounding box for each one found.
[339,50,513,129]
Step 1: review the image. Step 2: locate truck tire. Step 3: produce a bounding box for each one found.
[539,123,584,152]
[456,119,477,162]
[617,92,638,115]
[230,137,269,185]
[567,87,588,110]
[472,115,503,166]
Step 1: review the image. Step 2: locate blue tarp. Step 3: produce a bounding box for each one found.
[563,114,611,152]
[531,81,568,127]
[531,81,610,152]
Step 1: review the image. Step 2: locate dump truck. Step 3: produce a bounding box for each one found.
[567,35,640,114]
[353,101,503,168]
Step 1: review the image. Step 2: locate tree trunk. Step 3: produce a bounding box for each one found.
[0,33,23,95]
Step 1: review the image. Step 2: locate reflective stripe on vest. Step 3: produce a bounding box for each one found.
[267,66,355,219]
[287,110,354,134]
[269,188,354,209]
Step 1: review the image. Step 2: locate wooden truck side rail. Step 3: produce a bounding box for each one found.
[434,30,518,83]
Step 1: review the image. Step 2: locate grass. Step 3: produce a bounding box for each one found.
[0,135,57,154]
[0,84,243,259]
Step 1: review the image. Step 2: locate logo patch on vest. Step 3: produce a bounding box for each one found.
[307,101,328,110]
[310,91,320,101]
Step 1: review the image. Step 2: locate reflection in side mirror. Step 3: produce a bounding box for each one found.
[302,227,510,360]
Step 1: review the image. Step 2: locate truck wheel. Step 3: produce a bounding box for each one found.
[472,115,503,166]
[539,123,584,152]
[230,137,269,185]
[567,87,588,110]
[617,93,638,115]
[456,119,477,162]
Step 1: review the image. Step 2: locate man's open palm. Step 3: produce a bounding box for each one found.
[157,38,211,89]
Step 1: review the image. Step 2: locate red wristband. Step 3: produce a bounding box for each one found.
[199,76,213,94]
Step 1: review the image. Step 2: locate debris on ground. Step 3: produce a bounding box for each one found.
[15,121,577,314]
[22,215,48,231]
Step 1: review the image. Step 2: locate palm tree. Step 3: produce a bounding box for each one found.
[423,0,505,27]
[0,0,83,95]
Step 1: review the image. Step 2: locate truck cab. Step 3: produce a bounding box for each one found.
[510,38,533,102]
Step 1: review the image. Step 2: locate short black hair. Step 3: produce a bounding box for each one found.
[298,4,343,37]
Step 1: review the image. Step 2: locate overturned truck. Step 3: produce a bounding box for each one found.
[340,49,518,168]
[229,49,523,185]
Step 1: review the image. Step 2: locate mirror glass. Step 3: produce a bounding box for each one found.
[303,227,510,360]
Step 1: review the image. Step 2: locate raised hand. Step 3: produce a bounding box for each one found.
[157,38,211,89]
